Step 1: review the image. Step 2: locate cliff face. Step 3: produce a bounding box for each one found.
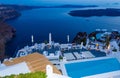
[0,5,38,60]
[0,5,19,60]
[0,22,15,60]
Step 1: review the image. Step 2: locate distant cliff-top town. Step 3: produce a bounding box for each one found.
[0,4,38,21]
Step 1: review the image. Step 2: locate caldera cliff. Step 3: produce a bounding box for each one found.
[0,22,15,60]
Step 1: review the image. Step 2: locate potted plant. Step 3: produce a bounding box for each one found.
[59,55,63,62]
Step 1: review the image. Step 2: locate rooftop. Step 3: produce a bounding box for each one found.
[3,52,61,74]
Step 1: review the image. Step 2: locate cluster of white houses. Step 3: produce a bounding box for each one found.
[0,31,120,78]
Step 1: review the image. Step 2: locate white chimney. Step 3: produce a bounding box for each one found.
[46,65,53,78]
[49,33,52,45]
[31,35,34,44]
[67,35,70,43]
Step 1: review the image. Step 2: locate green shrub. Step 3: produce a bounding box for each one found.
[3,71,46,78]
[3,74,15,78]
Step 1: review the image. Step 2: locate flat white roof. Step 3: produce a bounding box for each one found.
[0,62,30,77]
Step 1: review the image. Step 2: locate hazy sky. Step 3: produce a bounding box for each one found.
[0,0,120,6]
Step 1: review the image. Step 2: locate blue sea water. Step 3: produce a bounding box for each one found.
[0,0,120,57]
[6,8,120,55]
[65,58,120,78]
[6,8,120,57]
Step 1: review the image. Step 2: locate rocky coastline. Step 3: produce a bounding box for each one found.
[0,5,26,60]
[0,4,43,60]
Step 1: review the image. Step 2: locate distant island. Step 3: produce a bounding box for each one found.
[47,4,98,8]
[68,8,120,17]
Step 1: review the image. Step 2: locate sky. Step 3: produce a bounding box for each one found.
[0,0,120,6]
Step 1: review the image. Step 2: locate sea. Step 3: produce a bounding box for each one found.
[0,0,120,57]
